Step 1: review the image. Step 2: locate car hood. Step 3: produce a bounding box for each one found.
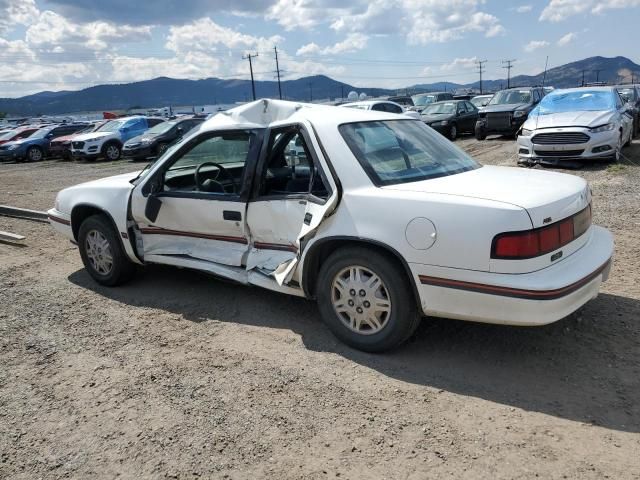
[126,133,158,145]
[73,131,114,142]
[383,165,589,228]
[481,103,529,113]
[523,110,614,129]
[421,113,454,123]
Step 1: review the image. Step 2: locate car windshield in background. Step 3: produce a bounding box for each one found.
[98,120,125,132]
[344,104,369,110]
[413,95,437,106]
[533,90,615,115]
[146,122,175,135]
[617,88,635,101]
[488,90,531,105]
[422,103,456,114]
[30,128,52,139]
[0,130,19,140]
[339,120,480,186]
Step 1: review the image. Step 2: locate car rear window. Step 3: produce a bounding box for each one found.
[339,120,480,186]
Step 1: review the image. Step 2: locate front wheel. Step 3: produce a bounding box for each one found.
[316,247,421,352]
[475,124,487,140]
[78,214,135,286]
[102,142,121,161]
[27,146,43,162]
[448,123,457,141]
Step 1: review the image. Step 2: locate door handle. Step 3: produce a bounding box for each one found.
[223,210,242,221]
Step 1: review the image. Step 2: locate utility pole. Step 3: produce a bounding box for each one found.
[502,59,516,89]
[340,85,344,100]
[243,52,259,101]
[308,82,313,102]
[541,56,549,88]
[273,47,282,100]
[581,70,585,87]
[594,69,603,83]
[476,59,487,94]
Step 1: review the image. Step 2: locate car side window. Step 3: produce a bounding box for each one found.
[147,118,165,127]
[258,128,330,200]
[465,101,477,111]
[162,132,252,195]
[387,103,403,114]
[371,103,386,112]
[457,103,467,113]
[533,90,540,103]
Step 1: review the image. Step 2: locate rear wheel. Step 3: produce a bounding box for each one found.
[102,142,121,161]
[26,146,43,162]
[78,214,135,286]
[610,134,622,162]
[316,247,421,352]
[475,124,487,140]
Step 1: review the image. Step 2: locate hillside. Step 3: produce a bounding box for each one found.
[1,56,638,115]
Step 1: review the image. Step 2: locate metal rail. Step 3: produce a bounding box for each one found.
[0,205,49,223]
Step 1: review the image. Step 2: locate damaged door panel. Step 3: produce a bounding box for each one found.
[245,122,338,286]
[130,129,260,267]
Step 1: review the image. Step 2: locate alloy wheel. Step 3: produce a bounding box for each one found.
[85,229,114,275]
[29,148,42,162]
[330,265,392,335]
[106,145,120,160]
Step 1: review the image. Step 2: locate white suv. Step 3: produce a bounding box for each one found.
[71,116,164,161]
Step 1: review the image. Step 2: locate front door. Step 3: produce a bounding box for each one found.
[130,129,261,268]
[245,123,338,285]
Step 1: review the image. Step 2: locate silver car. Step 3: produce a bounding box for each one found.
[517,87,633,164]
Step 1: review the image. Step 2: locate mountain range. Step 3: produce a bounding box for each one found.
[1,56,638,116]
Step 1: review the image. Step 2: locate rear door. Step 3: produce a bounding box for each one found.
[245,123,338,285]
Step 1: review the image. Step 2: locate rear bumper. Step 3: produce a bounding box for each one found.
[411,225,614,326]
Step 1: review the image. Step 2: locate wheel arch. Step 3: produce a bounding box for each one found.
[301,236,421,306]
[70,203,122,244]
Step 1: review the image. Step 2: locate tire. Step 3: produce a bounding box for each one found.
[316,247,421,352]
[78,214,135,286]
[475,124,487,141]
[102,142,121,161]
[610,134,622,163]
[26,146,44,162]
[156,142,169,156]
[624,129,632,147]
[448,123,457,141]
[633,119,638,139]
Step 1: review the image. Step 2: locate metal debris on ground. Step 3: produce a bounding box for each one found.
[0,205,49,223]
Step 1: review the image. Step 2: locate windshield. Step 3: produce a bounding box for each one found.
[339,120,479,186]
[533,90,615,115]
[30,128,52,139]
[98,120,125,132]
[422,102,456,115]
[617,88,635,102]
[471,96,491,107]
[489,90,531,105]
[146,121,175,135]
[413,95,437,106]
[0,130,19,140]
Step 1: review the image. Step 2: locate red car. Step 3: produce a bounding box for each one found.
[49,121,107,159]
[0,127,39,146]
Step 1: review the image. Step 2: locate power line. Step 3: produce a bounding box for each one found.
[502,59,516,89]
[475,59,487,94]
[242,52,258,101]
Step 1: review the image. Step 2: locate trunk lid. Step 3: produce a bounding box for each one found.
[383,165,590,228]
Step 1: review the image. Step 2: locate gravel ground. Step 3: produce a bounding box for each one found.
[1,138,639,479]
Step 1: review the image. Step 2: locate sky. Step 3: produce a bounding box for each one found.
[1,0,640,98]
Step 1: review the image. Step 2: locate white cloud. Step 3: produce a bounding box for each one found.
[524,40,550,52]
[540,0,640,21]
[0,0,39,34]
[440,56,478,71]
[296,33,368,56]
[557,32,577,46]
[515,5,533,12]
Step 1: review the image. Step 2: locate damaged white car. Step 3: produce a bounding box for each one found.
[49,99,614,352]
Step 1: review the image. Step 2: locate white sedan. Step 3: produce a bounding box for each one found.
[48,99,614,352]
[341,100,421,119]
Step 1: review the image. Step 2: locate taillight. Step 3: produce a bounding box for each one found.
[492,204,591,260]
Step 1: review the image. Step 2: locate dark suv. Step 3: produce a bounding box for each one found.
[616,85,640,138]
[475,87,545,139]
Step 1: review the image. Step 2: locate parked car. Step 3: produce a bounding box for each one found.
[420,100,479,140]
[411,92,454,112]
[48,99,613,352]
[616,85,640,138]
[470,94,493,109]
[0,126,40,146]
[387,95,414,107]
[122,116,204,160]
[71,117,165,161]
[341,100,421,119]
[475,87,546,139]
[49,121,108,160]
[517,87,633,165]
[0,123,88,162]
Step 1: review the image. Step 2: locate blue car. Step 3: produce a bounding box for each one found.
[0,123,88,162]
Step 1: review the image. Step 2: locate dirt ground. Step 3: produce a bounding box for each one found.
[1,137,639,479]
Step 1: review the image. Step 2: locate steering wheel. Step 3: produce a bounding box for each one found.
[194,162,237,193]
